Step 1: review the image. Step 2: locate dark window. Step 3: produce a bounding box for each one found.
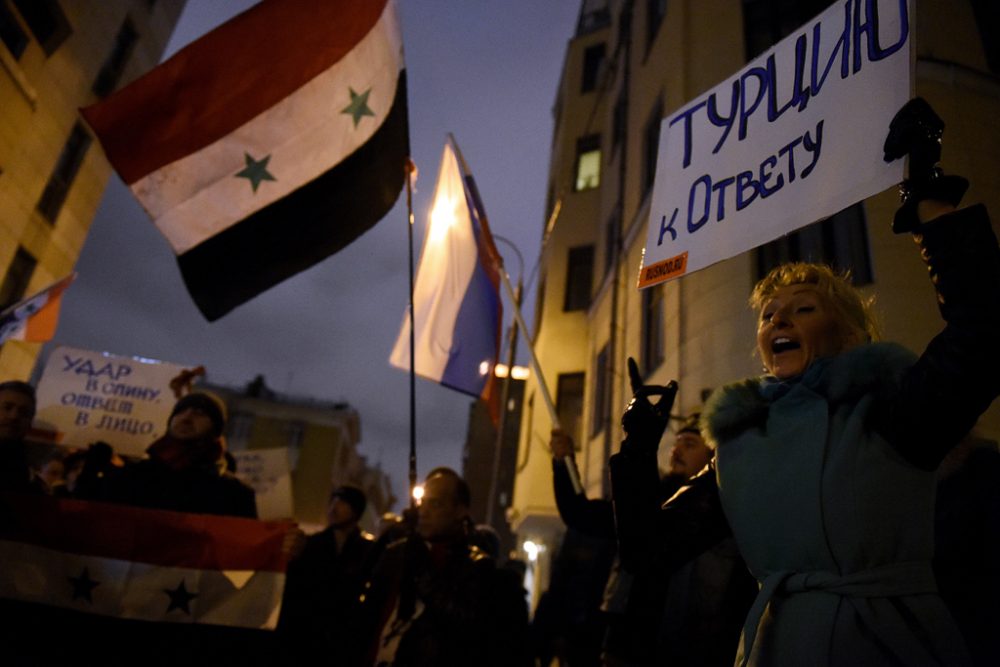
[581,43,606,93]
[574,134,601,191]
[577,0,611,35]
[226,411,254,446]
[591,344,609,436]
[642,98,663,197]
[37,123,92,224]
[646,0,667,50]
[0,247,37,310]
[564,245,595,311]
[972,0,1000,74]
[742,0,828,60]
[556,372,585,448]
[641,285,665,376]
[0,2,28,59]
[604,211,619,276]
[755,203,873,284]
[93,17,138,97]
[11,0,71,56]
[612,90,626,151]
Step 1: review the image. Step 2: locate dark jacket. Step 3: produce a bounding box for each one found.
[278,526,376,663]
[101,457,257,518]
[935,442,1000,667]
[0,439,39,494]
[361,534,530,667]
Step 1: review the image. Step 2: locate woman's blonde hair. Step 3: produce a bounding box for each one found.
[750,262,880,344]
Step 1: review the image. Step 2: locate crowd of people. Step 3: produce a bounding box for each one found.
[1,100,998,666]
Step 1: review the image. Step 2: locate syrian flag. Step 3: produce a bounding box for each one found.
[0,494,288,629]
[80,0,409,321]
[389,137,503,416]
[0,273,75,345]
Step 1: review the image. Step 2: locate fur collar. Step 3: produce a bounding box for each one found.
[702,342,916,447]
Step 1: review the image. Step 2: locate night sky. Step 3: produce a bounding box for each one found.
[49,1,580,508]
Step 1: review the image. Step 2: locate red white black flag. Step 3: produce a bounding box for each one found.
[82,0,409,320]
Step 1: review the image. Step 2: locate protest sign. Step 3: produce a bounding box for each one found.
[638,0,911,287]
[34,346,187,456]
[232,448,294,521]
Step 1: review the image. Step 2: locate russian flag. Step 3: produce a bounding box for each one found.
[390,137,503,412]
[0,273,75,345]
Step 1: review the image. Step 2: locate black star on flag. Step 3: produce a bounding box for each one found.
[164,580,198,615]
[68,566,99,603]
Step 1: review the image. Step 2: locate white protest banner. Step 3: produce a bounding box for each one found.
[232,448,294,521]
[638,0,911,287]
[34,346,187,456]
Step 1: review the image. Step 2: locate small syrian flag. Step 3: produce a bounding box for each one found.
[389,137,503,417]
[0,494,288,629]
[81,0,409,321]
[0,273,75,345]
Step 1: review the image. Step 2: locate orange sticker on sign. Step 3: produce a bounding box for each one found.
[637,252,688,288]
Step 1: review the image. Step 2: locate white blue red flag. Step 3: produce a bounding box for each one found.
[390,137,503,412]
[0,273,75,345]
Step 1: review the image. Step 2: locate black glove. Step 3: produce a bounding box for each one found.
[620,357,677,458]
[883,97,967,233]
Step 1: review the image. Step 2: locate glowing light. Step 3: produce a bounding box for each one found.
[412,484,425,502]
[523,539,544,562]
[429,196,458,244]
[494,364,530,379]
[478,361,491,376]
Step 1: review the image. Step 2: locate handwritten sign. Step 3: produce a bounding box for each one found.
[34,346,186,456]
[232,448,294,521]
[639,0,911,287]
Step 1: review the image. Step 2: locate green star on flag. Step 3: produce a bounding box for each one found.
[235,152,276,193]
[341,87,375,127]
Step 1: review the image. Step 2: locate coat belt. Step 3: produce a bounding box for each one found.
[738,561,938,667]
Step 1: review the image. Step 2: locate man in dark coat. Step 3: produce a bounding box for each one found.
[101,392,256,518]
[278,484,376,664]
[0,380,39,493]
[362,468,530,666]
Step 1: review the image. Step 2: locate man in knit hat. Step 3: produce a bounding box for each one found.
[101,391,257,518]
[279,484,375,663]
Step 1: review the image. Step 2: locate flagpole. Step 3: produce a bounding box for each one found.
[485,237,522,527]
[447,135,583,496]
[405,159,418,510]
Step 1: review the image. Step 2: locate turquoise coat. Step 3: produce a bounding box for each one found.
[701,204,1000,666]
[707,344,969,666]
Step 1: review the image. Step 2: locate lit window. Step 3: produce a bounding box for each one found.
[574,135,601,191]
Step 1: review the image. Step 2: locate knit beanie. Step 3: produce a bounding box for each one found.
[169,392,226,439]
[330,485,367,519]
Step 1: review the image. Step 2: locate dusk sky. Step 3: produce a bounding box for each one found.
[49,1,581,508]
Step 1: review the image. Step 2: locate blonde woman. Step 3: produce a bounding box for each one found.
[611,99,999,666]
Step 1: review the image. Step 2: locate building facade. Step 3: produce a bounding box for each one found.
[0,0,185,379]
[511,0,1000,604]
[205,375,396,532]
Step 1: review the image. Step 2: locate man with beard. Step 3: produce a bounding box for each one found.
[102,391,256,518]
